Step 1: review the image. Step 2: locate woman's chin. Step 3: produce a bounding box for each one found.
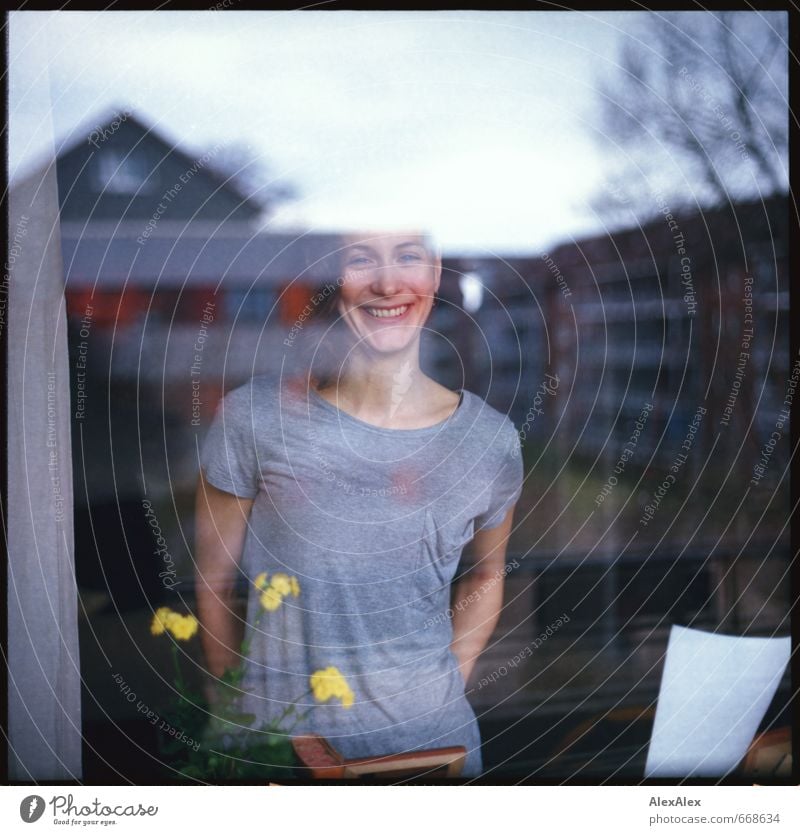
[360,333,418,355]
[341,320,419,356]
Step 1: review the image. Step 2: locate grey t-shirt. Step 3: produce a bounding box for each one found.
[199,374,523,777]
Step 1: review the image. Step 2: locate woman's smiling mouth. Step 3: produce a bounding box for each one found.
[362,303,412,320]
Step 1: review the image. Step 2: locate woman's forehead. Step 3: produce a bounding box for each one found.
[341,230,430,250]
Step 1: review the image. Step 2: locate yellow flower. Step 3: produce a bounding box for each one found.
[260,587,283,612]
[150,607,174,636]
[310,666,354,709]
[310,668,334,702]
[311,677,332,702]
[151,608,198,641]
[270,573,292,596]
[288,576,300,598]
[168,614,199,641]
[254,571,269,590]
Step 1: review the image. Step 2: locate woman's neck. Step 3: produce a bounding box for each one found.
[316,344,431,426]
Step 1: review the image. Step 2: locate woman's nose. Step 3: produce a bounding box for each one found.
[370,264,401,295]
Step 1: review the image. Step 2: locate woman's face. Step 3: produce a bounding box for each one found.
[336,231,441,356]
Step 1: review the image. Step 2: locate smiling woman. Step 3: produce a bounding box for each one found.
[194,229,524,779]
[307,230,461,428]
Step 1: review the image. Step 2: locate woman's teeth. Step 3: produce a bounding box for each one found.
[364,305,409,319]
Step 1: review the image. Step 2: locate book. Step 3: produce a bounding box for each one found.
[291,734,467,779]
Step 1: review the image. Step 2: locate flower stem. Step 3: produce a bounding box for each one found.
[285,710,311,734]
[171,643,185,693]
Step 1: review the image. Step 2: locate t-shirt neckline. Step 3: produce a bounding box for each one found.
[307,384,468,436]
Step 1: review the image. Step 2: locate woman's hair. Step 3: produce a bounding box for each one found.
[290,236,349,390]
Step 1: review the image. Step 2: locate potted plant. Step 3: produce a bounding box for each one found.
[151,571,353,781]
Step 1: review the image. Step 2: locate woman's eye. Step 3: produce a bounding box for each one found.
[347,256,370,266]
[398,253,422,263]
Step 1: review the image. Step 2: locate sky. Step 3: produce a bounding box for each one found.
[6,10,784,254]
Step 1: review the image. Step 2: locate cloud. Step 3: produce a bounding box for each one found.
[11,9,626,250]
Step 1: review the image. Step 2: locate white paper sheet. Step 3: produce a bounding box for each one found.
[644,624,790,778]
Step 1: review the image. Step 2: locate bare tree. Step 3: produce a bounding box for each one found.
[592,11,788,221]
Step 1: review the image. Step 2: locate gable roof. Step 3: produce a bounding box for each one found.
[55,107,265,223]
[60,222,342,290]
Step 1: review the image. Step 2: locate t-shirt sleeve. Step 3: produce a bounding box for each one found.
[474,417,524,530]
[199,383,260,499]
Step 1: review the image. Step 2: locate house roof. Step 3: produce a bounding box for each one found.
[60,222,341,289]
[56,107,265,221]
[447,194,788,289]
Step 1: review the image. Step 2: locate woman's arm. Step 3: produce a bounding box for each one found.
[194,469,254,680]
[449,505,516,686]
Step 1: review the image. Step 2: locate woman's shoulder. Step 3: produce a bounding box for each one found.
[217,374,292,416]
[461,390,520,457]
[462,389,516,431]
